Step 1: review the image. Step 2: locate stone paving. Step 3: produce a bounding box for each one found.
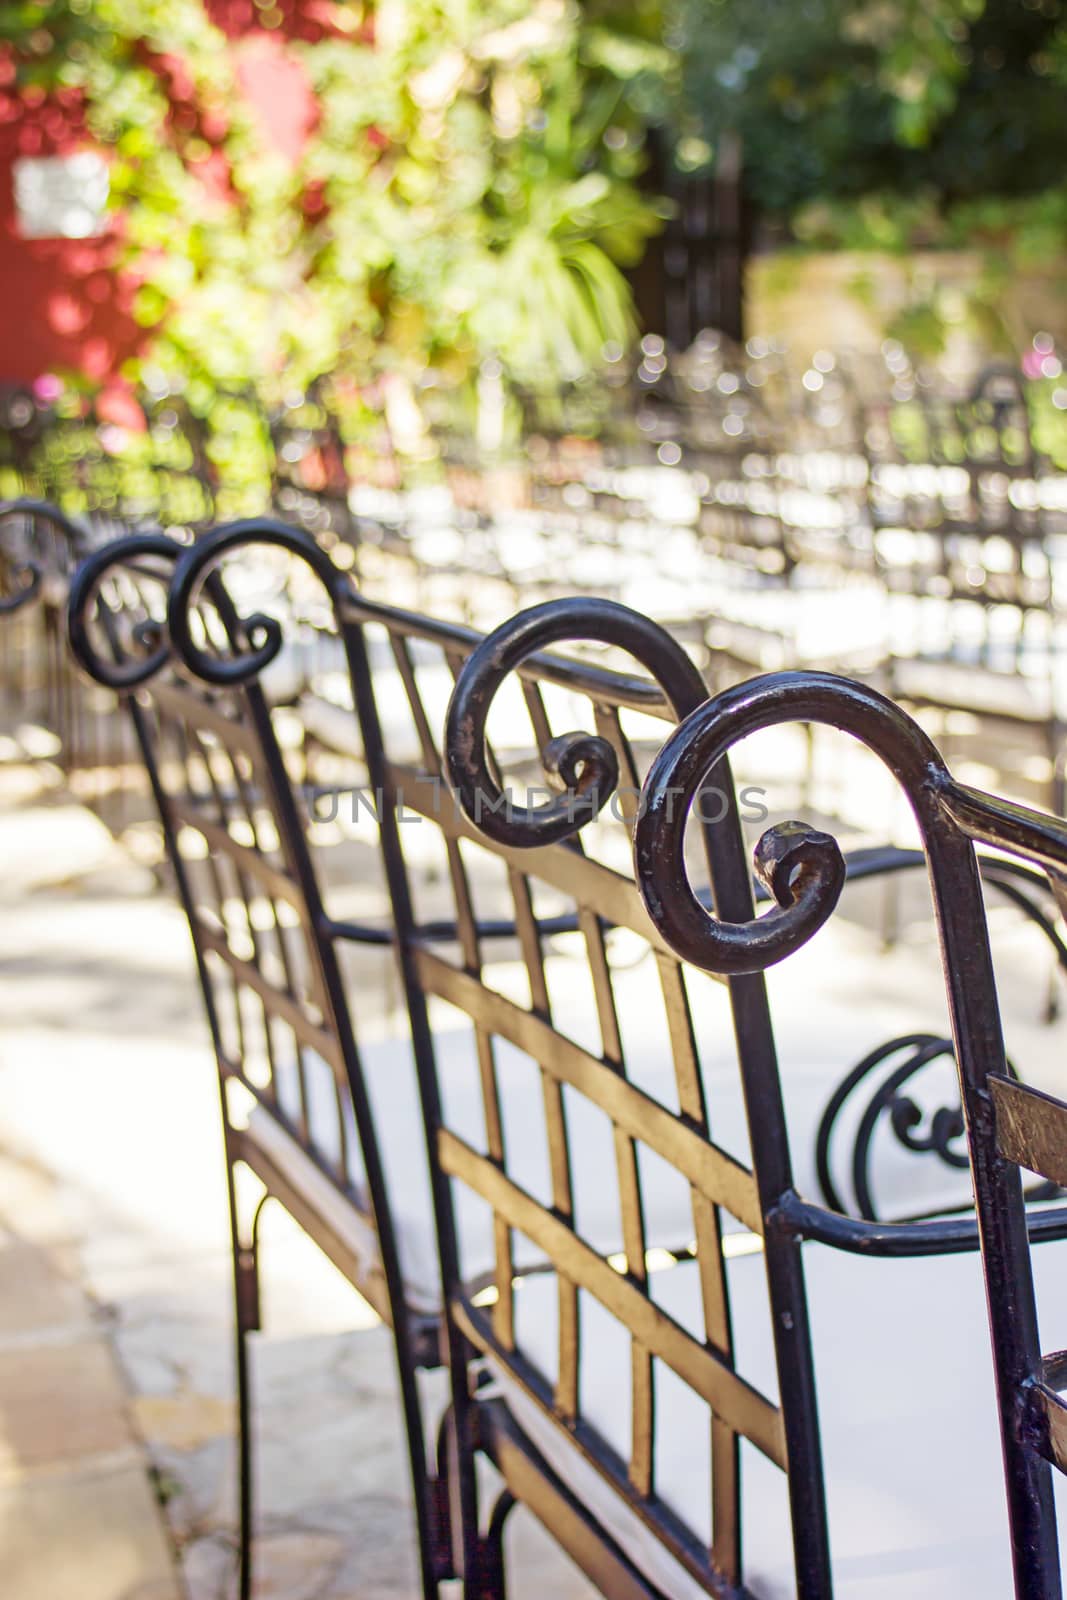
[0,1193,182,1600]
[0,763,594,1599]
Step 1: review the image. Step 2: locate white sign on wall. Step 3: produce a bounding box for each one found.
[13,152,110,240]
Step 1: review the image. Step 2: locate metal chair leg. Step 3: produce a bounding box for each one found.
[230,1184,264,1600]
[477,1489,515,1600]
[428,1404,458,1583]
[394,1338,448,1598]
[436,1392,486,1599]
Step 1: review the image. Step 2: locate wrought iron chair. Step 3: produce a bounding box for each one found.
[0,498,86,735]
[139,518,1067,1596]
[866,364,1067,810]
[432,617,1067,1597]
[67,529,451,1600]
[0,384,51,496]
[0,498,138,791]
[147,522,836,1596]
[624,667,1067,1598]
[268,379,356,547]
[67,519,758,1597]
[141,390,217,531]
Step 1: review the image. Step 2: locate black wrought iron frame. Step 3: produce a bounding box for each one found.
[54,512,1067,1598]
[65,527,456,1599]
[62,516,742,1598]
[632,666,1067,1597]
[0,498,91,762]
[155,522,722,1597]
[0,496,166,844]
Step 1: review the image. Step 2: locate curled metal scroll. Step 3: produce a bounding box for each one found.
[633,670,960,976]
[813,1033,1051,1224]
[0,561,41,616]
[0,497,88,555]
[637,667,1067,977]
[816,1034,965,1221]
[67,532,182,689]
[445,597,843,986]
[445,596,714,848]
[0,498,88,615]
[166,517,345,687]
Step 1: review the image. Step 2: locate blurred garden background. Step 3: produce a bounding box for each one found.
[5,0,1067,508]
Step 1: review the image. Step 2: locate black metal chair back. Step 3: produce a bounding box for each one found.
[864,364,1064,807]
[66,527,447,1599]
[436,604,838,1596]
[68,517,714,1598]
[268,380,355,545]
[635,668,1067,1599]
[871,362,1051,602]
[158,519,806,1596]
[0,499,124,786]
[141,391,217,530]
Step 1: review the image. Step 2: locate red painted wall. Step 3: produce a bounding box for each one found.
[0,9,322,387]
[0,85,140,386]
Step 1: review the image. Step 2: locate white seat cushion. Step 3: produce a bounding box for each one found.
[260,1021,714,1311]
[491,1236,1067,1599]
[253,909,1066,1314]
[243,1103,392,1296]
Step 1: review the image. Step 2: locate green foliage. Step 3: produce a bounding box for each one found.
[1,0,297,389]
[677,0,1067,360]
[1,1,670,397]
[680,0,1067,219]
[297,1,672,388]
